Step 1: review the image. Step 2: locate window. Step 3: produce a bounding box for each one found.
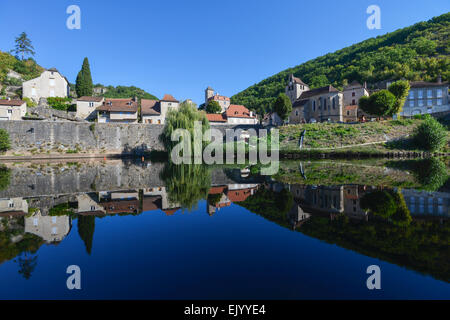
[312,100,316,111]
[437,99,442,106]
[51,227,58,235]
[427,89,432,98]
[347,111,350,116]
[352,92,355,97]
[409,100,414,107]
[7,110,12,114]
[52,216,57,224]
[427,99,432,106]
[31,87,36,95]
[33,218,38,226]
[437,89,442,98]
[408,91,414,99]
[9,202,14,207]
[323,99,327,110]
[419,100,424,107]
[418,90,423,98]
[89,102,94,107]
[332,98,336,109]
[352,99,355,105]
[295,110,298,116]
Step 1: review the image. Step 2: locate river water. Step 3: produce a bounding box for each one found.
[0,158,448,299]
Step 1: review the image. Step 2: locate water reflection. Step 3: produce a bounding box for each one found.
[0,158,448,284]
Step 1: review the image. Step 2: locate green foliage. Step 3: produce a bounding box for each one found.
[75,57,93,97]
[388,80,410,114]
[413,116,447,151]
[161,100,210,154]
[13,32,35,60]
[49,203,74,216]
[22,97,36,107]
[359,89,396,116]
[161,163,211,211]
[0,51,43,83]
[360,190,397,219]
[273,93,292,120]
[231,13,450,112]
[206,100,222,113]
[0,129,11,152]
[102,85,158,100]
[46,97,72,111]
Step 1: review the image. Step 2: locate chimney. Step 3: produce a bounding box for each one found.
[437,75,442,83]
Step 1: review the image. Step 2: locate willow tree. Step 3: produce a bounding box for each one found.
[161,100,210,155]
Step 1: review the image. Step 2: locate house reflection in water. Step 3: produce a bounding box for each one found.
[402,189,449,217]
[206,183,258,216]
[24,212,71,243]
[0,197,28,218]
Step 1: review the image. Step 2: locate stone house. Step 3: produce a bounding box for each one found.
[76,96,104,120]
[141,94,179,124]
[288,84,344,124]
[343,81,369,106]
[96,97,138,123]
[22,68,69,103]
[343,105,358,122]
[400,79,449,117]
[0,99,27,120]
[205,86,230,112]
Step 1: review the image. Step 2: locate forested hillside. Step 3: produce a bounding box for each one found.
[231,12,450,114]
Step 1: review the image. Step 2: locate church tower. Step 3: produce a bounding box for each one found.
[205,86,214,105]
[285,74,309,103]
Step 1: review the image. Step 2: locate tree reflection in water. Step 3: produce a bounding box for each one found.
[160,163,211,211]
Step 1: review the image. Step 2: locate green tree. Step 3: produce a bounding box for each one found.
[0,129,11,152]
[13,32,35,60]
[360,190,397,219]
[78,215,95,254]
[206,100,222,113]
[413,116,447,151]
[388,80,410,114]
[359,90,396,116]
[75,57,94,97]
[273,93,292,120]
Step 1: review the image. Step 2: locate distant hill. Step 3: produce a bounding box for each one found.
[95,84,158,100]
[231,12,450,114]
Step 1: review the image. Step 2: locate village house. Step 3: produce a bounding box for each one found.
[205,104,258,125]
[0,99,27,120]
[96,97,138,123]
[205,86,230,112]
[22,68,69,103]
[76,96,104,120]
[400,78,449,117]
[141,94,179,124]
[342,81,369,122]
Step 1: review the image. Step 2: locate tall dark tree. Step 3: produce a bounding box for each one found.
[77,215,95,254]
[273,93,292,120]
[13,32,35,60]
[388,80,410,114]
[359,90,396,117]
[75,57,94,97]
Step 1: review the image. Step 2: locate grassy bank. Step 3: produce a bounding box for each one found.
[277,118,449,155]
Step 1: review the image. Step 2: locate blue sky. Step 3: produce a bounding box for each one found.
[1,0,449,104]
